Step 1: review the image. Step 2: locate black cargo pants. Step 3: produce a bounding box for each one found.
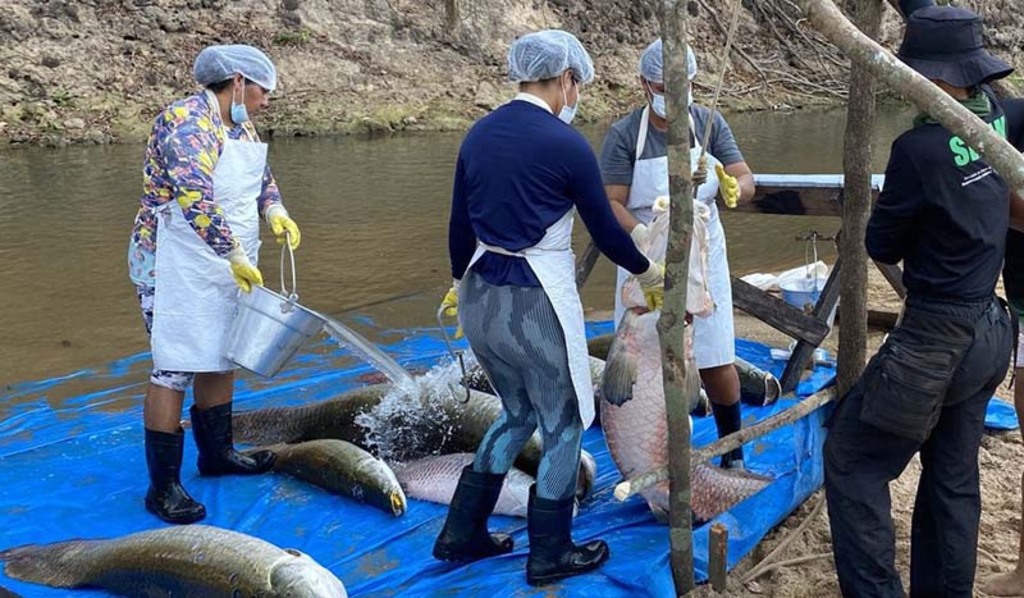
[824,296,1012,598]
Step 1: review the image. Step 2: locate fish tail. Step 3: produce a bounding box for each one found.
[690,463,772,523]
[1,540,98,588]
[602,313,640,406]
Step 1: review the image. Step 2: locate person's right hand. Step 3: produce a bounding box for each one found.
[635,259,665,312]
[440,282,464,339]
[630,223,650,251]
[228,247,264,293]
[440,285,459,318]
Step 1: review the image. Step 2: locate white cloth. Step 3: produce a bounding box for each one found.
[513,92,554,114]
[613,104,735,369]
[464,210,596,429]
[151,92,267,372]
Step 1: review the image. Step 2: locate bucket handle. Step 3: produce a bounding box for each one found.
[437,306,471,404]
[279,231,299,302]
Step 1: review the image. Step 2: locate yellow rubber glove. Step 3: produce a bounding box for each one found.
[228,247,264,293]
[440,285,464,339]
[267,206,301,250]
[715,164,740,209]
[635,260,665,312]
[441,287,458,318]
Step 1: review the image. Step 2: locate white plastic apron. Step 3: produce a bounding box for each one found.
[614,105,735,369]
[464,210,596,429]
[151,95,266,372]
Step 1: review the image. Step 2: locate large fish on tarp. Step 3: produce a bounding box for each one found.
[0,525,347,597]
[391,453,535,518]
[230,379,596,500]
[601,200,770,523]
[250,439,406,516]
[389,450,597,517]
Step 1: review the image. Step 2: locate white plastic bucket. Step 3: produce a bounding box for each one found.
[780,275,827,313]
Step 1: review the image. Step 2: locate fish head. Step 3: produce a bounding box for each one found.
[271,549,348,598]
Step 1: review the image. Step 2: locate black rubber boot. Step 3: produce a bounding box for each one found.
[432,466,514,563]
[144,428,206,524]
[712,401,745,470]
[190,402,276,476]
[526,485,609,586]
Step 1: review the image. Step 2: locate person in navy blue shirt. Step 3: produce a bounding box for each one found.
[823,7,1015,597]
[432,30,663,586]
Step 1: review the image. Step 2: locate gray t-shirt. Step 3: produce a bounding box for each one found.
[599,104,745,186]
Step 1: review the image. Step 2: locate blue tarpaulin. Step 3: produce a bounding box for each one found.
[0,321,1017,597]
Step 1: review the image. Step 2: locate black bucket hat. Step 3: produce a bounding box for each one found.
[897,5,1013,88]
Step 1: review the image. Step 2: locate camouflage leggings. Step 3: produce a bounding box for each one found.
[460,270,583,501]
[136,285,194,392]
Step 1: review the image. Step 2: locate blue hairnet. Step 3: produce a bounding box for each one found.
[507,30,595,84]
[638,39,697,84]
[193,44,277,92]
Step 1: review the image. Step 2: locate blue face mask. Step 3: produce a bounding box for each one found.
[558,78,579,125]
[230,79,250,124]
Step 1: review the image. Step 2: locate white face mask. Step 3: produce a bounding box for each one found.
[558,78,579,125]
[651,92,666,118]
[648,82,693,118]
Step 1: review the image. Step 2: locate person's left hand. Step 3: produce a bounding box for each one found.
[716,164,740,209]
[267,206,301,250]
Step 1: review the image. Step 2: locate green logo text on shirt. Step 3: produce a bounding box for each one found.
[950,115,1007,167]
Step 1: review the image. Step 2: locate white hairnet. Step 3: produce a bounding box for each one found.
[638,38,697,84]
[193,44,277,92]
[507,29,595,84]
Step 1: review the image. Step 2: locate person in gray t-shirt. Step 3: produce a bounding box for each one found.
[598,39,755,470]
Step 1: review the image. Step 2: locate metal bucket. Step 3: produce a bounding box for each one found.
[224,236,325,378]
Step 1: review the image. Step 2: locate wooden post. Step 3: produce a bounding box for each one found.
[837,0,882,397]
[779,256,843,394]
[575,238,601,288]
[660,0,696,594]
[709,523,729,592]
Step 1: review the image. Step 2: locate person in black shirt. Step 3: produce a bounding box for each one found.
[824,7,1015,597]
[978,96,1024,596]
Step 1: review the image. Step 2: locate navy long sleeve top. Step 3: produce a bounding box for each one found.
[866,93,1009,301]
[449,97,651,287]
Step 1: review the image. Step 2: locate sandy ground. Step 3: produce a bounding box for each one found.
[699,267,1024,597]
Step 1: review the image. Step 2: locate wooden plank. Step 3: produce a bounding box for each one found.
[731,277,831,346]
[734,174,884,218]
[779,257,844,393]
[709,523,729,592]
[615,387,837,499]
[833,308,900,330]
[575,238,602,289]
[731,186,845,217]
[874,261,907,299]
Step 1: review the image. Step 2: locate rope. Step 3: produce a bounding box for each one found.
[694,0,743,185]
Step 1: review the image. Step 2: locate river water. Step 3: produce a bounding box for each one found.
[0,106,913,391]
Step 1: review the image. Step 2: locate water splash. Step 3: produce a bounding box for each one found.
[320,316,416,390]
[353,357,475,461]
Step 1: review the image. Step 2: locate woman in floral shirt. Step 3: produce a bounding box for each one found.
[127,44,301,524]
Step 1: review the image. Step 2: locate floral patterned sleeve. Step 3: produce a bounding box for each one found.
[159,108,236,257]
[259,164,283,218]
